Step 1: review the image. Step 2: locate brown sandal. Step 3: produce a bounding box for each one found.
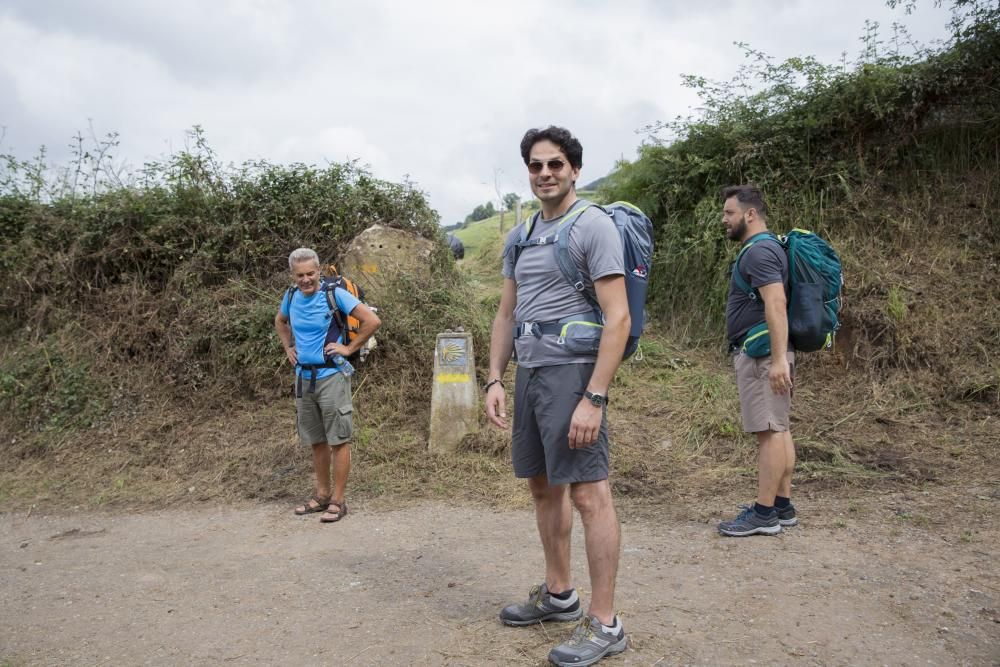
[319,500,348,523]
[294,494,331,515]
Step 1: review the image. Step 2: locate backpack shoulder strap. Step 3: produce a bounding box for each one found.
[553,201,603,314]
[511,210,542,269]
[283,286,298,325]
[321,279,348,343]
[732,232,782,298]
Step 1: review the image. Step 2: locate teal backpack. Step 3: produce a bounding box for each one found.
[732,229,843,354]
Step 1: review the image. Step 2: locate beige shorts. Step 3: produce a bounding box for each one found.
[734,350,795,433]
[295,372,353,446]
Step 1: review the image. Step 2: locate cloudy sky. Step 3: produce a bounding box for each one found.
[0,1,955,225]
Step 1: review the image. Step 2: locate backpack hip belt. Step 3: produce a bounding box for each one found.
[513,321,564,339]
[295,361,339,398]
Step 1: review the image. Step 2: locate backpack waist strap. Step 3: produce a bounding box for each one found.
[513,321,563,339]
[296,361,338,397]
[514,311,602,340]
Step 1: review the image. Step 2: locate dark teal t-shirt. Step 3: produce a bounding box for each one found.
[725,238,788,344]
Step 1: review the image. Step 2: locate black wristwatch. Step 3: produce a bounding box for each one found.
[584,390,608,408]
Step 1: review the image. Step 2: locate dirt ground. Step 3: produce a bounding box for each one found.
[2,488,998,667]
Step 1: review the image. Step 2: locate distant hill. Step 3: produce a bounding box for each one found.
[580,175,608,191]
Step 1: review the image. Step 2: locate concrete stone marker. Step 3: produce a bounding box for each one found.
[429,329,478,453]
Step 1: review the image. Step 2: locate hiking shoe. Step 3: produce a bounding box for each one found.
[718,505,781,536]
[500,584,582,626]
[777,503,798,527]
[548,615,627,666]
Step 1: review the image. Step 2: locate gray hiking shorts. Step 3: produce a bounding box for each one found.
[512,363,610,485]
[295,372,353,446]
[734,350,795,433]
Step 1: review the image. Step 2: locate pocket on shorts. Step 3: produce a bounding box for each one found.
[557,320,603,355]
[335,404,353,440]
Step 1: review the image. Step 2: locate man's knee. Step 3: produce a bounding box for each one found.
[527,474,562,502]
[569,480,612,516]
[756,429,787,446]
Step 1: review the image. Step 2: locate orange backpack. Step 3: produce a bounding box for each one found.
[323,264,367,355]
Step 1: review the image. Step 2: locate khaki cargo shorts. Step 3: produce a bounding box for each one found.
[734,350,795,433]
[295,372,353,446]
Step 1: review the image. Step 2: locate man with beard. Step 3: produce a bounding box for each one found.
[484,126,630,666]
[718,185,799,537]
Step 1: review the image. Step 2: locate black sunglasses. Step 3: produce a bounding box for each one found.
[527,159,567,174]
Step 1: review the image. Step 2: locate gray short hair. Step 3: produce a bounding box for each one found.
[288,247,320,271]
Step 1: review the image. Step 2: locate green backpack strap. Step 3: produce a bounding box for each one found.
[731,232,781,301]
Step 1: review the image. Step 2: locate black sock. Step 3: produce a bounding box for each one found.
[774,496,791,509]
[549,588,574,600]
[753,502,774,516]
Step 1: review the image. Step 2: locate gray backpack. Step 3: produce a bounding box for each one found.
[513,200,653,358]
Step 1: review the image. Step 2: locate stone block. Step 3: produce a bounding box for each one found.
[429,330,478,454]
[337,224,436,303]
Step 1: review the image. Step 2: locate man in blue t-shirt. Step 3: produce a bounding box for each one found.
[274,248,380,523]
[718,185,798,537]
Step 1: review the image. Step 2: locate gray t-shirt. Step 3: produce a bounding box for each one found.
[725,236,789,344]
[502,203,624,367]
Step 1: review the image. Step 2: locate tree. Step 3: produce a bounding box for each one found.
[503,192,520,211]
[464,201,496,223]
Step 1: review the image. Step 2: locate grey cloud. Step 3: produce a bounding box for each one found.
[1,0,360,85]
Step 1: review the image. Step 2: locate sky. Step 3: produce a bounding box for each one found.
[0,1,956,225]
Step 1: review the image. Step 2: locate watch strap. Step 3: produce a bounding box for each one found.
[483,378,504,392]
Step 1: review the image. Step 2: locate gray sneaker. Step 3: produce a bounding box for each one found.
[548,615,627,666]
[718,505,781,536]
[500,584,582,627]
[776,503,798,527]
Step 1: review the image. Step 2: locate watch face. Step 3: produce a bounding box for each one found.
[587,392,605,407]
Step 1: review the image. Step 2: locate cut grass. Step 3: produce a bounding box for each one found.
[1,181,997,513]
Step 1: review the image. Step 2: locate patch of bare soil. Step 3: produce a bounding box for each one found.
[2,487,998,667]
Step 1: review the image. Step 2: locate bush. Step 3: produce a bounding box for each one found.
[603,1,1000,338]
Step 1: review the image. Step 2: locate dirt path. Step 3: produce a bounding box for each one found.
[2,492,998,666]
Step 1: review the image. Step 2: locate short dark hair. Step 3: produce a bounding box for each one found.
[721,184,768,218]
[520,126,583,169]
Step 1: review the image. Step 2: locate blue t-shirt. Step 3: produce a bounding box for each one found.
[281,285,362,379]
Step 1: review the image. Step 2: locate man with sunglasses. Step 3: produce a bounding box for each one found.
[485,126,630,666]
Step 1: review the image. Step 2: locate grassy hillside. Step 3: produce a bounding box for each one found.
[453,189,600,256]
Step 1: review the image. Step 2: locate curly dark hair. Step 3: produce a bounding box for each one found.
[520,126,583,169]
[721,184,768,219]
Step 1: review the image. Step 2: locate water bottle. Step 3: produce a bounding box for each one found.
[331,353,355,377]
